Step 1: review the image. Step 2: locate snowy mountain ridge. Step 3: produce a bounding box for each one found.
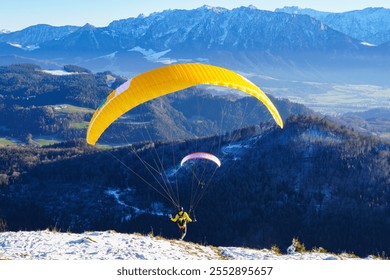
[1,5,389,85]
[0,6,367,52]
[0,230,373,260]
[277,6,390,44]
[2,5,390,51]
[0,24,78,46]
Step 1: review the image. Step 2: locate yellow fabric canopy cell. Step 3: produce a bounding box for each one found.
[86,63,283,145]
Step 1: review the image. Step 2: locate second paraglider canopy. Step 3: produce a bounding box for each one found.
[180,152,221,167]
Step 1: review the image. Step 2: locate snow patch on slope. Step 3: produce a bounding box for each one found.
[7,42,39,51]
[360,41,376,46]
[40,70,83,76]
[129,46,209,64]
[129,47,172,62]
[221,142,250,161]
[105,187,167,218]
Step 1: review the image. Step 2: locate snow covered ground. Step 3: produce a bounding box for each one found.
[0,230,375,260]
[2,231,389,280]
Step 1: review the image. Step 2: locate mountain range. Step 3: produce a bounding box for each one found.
[0,6,389,85]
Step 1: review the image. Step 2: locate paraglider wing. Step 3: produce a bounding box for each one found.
[86,63,284,145]
[180,152,221,167]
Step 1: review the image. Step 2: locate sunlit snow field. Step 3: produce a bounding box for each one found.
[0,230,376,260]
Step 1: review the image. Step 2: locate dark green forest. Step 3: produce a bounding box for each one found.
[0,64,125,141]
[0,64,125,107]
[1,115,390,257]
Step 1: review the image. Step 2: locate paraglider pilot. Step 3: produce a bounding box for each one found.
[169,207,192,240]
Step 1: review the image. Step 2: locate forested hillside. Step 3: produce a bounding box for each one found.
[0,64,310,144]
[1,115,389,257]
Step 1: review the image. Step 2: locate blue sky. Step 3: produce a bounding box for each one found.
[1,0,390,31]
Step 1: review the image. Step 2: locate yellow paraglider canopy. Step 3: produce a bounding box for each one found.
[86,63,283,145]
